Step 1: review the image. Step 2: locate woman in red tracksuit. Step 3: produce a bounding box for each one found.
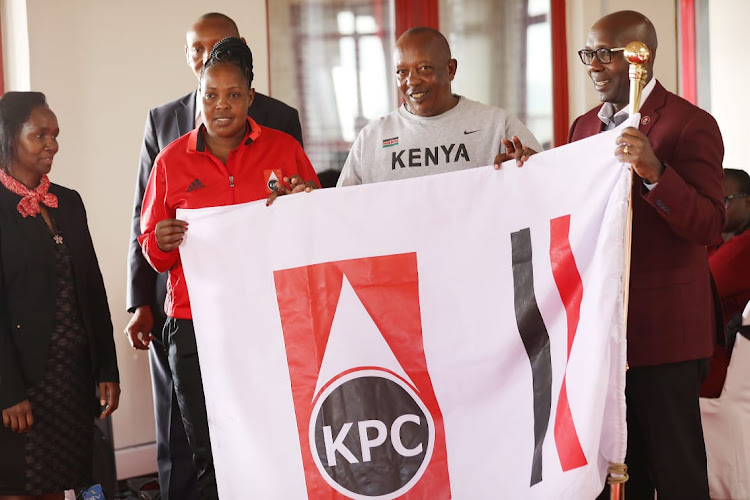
[139,37,318,499]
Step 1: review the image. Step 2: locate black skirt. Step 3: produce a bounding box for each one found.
[0,237,95,495]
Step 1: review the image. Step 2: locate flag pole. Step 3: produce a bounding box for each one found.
[608,40,651,500]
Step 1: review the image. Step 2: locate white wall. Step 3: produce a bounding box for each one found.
[566,0,678,121]
[0,0,29,90]
[708,0,747,171]
[5,0,268,477]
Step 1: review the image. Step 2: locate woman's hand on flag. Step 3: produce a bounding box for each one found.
[267,175,318,206]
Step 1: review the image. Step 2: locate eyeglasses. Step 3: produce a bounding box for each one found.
[724,193,749,208]
[578,47,626,65]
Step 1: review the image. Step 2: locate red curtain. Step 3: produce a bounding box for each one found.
[551,0,568,146]
[395,0,439,37]
[679,0,697,104]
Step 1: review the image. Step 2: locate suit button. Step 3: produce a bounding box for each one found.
[655,200,672,214]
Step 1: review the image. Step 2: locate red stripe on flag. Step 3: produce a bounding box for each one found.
[549,215,588,471]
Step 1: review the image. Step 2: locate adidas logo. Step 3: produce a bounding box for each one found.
[186,178,205,192]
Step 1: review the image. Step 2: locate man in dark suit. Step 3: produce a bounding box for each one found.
[125,12,303,499]
[568,11,724,500]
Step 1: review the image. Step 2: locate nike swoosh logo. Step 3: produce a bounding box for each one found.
[464,130,480,134]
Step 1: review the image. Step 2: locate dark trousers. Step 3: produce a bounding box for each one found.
[164,318,218,500]
[149,327,198,500]
[597,359,710,500]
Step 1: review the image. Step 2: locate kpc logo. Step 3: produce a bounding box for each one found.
[264,169,284,193]
[309,369,435,499]
[274,253,450,499]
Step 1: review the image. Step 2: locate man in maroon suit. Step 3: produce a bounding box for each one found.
[568,10,724,500]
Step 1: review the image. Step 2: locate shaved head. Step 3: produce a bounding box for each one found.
[396,27,453,60]
[192,13,240,37]
[591,11,658,53]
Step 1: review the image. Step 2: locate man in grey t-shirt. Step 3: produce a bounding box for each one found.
[337,27,541,186]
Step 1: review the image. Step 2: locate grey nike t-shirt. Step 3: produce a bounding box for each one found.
[337,96,543,186]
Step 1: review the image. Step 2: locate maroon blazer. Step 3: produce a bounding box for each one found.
[569,81,725,366]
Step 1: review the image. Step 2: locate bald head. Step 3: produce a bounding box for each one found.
[185,12,244,81]
[194,13,239,34]
[396,27,453,60]
[591,11,658,52]
[394,27,458,116]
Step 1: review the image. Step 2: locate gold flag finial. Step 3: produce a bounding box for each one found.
[624,41,651,116]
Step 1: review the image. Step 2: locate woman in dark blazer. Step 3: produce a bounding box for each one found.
[0,92,120,499]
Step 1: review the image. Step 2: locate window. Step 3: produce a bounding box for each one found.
[439,0,553,149]
[269,0,396,173]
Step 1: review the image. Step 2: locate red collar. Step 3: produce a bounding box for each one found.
[188,116,262,153]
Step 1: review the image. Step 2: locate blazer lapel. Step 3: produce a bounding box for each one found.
[47,186,71,249]
[637,81,667,137]
[0,185,20,214]
[0,186,55,272]
[47,187,87,286]
[572,103,605,139]
[583,112,604,137]
[176,91,196,137]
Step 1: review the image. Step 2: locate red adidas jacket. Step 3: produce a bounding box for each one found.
[139,117,319,319]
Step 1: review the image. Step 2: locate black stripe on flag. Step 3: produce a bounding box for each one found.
[511,228,552,486]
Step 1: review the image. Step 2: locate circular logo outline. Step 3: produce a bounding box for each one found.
[308,368,435,500]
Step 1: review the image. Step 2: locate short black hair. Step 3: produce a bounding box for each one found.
[725,168,750,195]
[202,37,254,87]
[0,91,48,171]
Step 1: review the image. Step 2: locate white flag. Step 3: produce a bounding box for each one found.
[178,117,634,499]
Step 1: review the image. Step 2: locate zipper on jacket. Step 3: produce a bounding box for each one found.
[229,175,235,203]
